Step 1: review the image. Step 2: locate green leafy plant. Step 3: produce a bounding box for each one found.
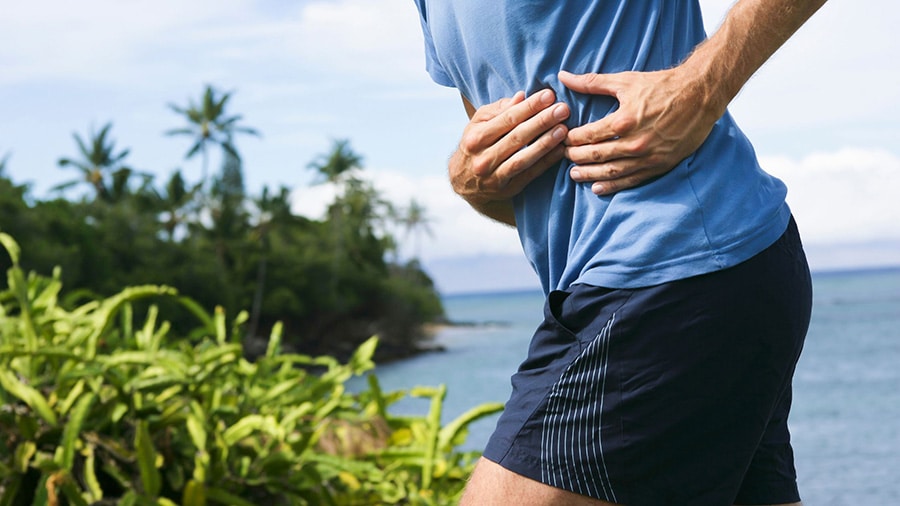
[0,232,502,505]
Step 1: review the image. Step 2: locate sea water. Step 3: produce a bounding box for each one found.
[364,268,900,505]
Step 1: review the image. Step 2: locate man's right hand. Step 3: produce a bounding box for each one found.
[450,89,570,226]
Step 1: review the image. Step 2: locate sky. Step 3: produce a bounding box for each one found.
[2,0,899,294]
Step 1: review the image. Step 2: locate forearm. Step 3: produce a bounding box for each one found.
[682,0,827,118]
[468,199,517,227]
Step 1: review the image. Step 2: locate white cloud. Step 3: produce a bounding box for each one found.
[0,0,228,84]
[287,0,429,84]
[762,148,900,245]
[0,0,428,88]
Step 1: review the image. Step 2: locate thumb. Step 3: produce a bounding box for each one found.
[558,70,617,97]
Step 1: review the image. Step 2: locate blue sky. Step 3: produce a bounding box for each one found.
[2,1,899,294]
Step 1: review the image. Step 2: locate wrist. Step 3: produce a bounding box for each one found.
[676,42,734,123]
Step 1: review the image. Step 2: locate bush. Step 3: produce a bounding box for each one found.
[0,233,502,505]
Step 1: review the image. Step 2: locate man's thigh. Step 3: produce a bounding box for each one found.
[461,457,617,506]
[461,458,804,506]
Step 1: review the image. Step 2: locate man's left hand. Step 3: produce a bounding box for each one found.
[559,68,723,195]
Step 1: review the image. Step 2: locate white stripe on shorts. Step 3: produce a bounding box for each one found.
[540,313,617,503]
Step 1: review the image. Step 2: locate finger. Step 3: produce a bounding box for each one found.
[558,70,620,96]
[564,133,649,165]
[565,108,640,147]
[494,125,568,185]
[570,159,670,195]
[568,158,641,185]
[478,91,526,121]
[492,88,560,134]
[464,90,555,151]
[494,100,569,160]
[499,144,567,197]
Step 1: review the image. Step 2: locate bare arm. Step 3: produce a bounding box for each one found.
[562,0,828,194]
[449,91,569,226]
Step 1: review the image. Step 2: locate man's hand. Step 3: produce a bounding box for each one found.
[451,89,570,226]
[559,68,721,196]
[560,0,828,196]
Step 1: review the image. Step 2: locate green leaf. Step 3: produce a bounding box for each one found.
[205,487,257,506]
[196,344,241,367]
[186,413,207,452]
[57,474,90,506]
[348,336,378,375]
[128,373,187,395]
[175,295,214,331]
[135,304,160,351]
[222,414,278,446]
[82,444,103,503]
[0,346,82,362]
[265,321,283,359]
[214,306,227,345]
[57,379,85,418]
[260,378,301,404]
[135,420,161,497]
[56,392,96,471]
[0,232,20,265]
[84,285,178,358]
[421,384,447,490]
[438,402,505,452]
[182,480,206,506]
[0,370,57,426]
[14,441,36,473]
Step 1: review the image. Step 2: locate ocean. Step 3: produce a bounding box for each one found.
[363,267,900,505]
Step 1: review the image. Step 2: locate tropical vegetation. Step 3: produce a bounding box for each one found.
[0,233,503,504]
[0,85,444,362]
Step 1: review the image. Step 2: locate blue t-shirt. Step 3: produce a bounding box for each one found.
[414,0,791,293]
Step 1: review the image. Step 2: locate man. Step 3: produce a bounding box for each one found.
[413,1,826,504]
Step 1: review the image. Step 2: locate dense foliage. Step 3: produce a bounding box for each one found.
[0,233,503,505]
[0,85,443,361]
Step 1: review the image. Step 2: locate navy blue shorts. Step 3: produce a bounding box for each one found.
[483,218,812,505]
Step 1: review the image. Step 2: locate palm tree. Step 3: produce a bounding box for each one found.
[247,185,295,339]
[55,123,131,202]
[400,198,433,261]
[307,139,362,189]
[307,140,365,307]
[134,171,201,241]
[166,85,259,184]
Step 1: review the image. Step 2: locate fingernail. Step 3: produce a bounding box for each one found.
[570,168,581,179]
[592,182,605,194]
[540,89,554,104]
[552,126,566,141]
[553,103,569,120]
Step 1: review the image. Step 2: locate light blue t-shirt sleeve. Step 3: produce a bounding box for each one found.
[413,0,456,88]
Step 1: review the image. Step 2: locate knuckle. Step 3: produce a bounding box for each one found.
[611,115,637,135]
[604,165,624,179]
[626,137,650,155]
[505,156,526,176]
[470,158,492,177]
[505,130,528,151]
[460,130,486,152]
[500,111,520,131]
